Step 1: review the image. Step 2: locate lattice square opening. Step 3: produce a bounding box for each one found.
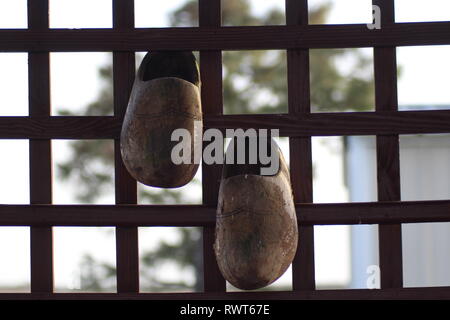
[52,140,115,204]
[0,227,30,292]
[397,46,450,111]
[50,52,114,116]
[222,50,288,115]
[0,53,28,116]
[49,0,113,28]
[0,0,27,29]
[139,227,203,293]
[308,0,372,25]
[135,0,198,28]
[395,0,450,23]
[53,227,116,292]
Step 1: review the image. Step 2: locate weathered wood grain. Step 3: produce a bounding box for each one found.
[0,22,449,52]
[199,0,227,293]
[1,285,450,299]
[373,0,403,289]
[0,200,449,226]
[112,0,139,294]
[28,0,54,294]
[286,0,316,291]
[214,147,298,290]
[1,110,450,139]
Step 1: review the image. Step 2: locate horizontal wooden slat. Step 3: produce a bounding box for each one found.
[205,110,450,136]
[0,22,449,52]
[0,204,214,226]
[1,286,450,299]
[0,200,448,226]
[0,110,450,139]
[0,116,120,139]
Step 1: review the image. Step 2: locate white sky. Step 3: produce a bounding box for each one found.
[0,0,449,291]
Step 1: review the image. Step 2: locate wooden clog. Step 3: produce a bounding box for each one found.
[214,139,298,290]
[120,51,202,188]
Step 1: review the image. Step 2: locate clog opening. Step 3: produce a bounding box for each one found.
[222,137,281,178]
[139,51,200,86]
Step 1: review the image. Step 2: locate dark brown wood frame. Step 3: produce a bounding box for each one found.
[0,0,449,299]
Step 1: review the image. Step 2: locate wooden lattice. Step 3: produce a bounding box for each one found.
[0,0,449,299]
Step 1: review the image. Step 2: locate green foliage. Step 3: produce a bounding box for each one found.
[140,228,204,292]
[310,49,374,112]
[57,0,374,292]
[77,254,117,292]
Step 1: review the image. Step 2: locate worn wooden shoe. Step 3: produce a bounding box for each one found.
[120,51,202,188]
[214,139,298,290]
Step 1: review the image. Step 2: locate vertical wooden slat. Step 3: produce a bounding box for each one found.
[373,0,403,288]
[286,0,316,290]
[28,0,53,293]
[199,0,226,292]
[112,0,139,293]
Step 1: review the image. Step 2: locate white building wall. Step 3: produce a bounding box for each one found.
[400,134,450,287]
[346,134,450,288]
[345,136,379,288]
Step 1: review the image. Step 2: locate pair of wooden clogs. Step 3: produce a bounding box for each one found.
[120,52,298,290]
